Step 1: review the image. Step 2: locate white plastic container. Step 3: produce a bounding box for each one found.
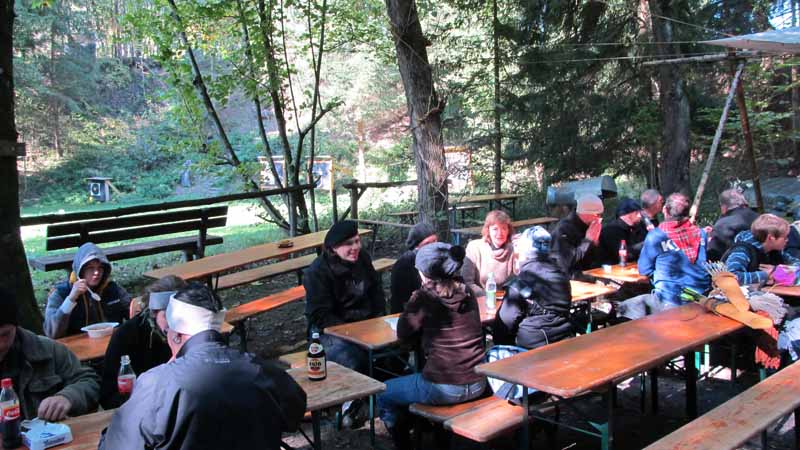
[80,322,119,338]
[21,419,73,450]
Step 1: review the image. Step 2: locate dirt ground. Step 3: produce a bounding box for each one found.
[206,230,795,450]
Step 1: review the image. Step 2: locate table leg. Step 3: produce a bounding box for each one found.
[312,410,323,450]
[793,406,799,449]
[593,386,615,450]
[650,368,659,414]
[520,386,530,450]
[760,368,769,448]
[684,352,697,419]
[369,394,376,448]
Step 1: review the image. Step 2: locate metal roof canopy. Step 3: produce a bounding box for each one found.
[702,27,800,54]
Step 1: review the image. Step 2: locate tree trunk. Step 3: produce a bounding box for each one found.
[649,0,690,196]
[492,0,502,195]
[385,0,449,232]
[0,0,43,332]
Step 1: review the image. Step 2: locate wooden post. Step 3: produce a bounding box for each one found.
[690,61,745,223]
[733,72,764,213]
[331,186,339,224]
[349,185,359,221]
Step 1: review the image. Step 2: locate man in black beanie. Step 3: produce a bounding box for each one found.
[303,221,385,428]
[389,223,437,313]
[597,197,645,266]
[0,288,99,422]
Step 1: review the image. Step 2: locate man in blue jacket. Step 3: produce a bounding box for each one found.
[618,193,711,319]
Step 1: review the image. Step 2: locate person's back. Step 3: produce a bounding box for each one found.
[390,223,437,313]
[707,189,759,261]
[639,225,710,306]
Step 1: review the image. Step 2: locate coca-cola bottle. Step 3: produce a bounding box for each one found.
[307,333,327,381]
[618,240,628,267]
[117,355,137,401]
[1,378,22,448]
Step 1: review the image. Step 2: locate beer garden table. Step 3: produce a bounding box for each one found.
[583,262,650,285]
[143,229,371,290]
[475,303,744,450]
[450,216,559,245]
[1,409,115,450]
[452,193,524,217]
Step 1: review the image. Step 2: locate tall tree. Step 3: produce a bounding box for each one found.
[649,0,691,195]
[385,0,449,230]
[0,0,43,331]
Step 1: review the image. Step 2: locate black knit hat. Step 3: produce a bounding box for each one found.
[615,197,642,218]
[324,220,359,248]
[415,243,466,280]
[405,223,436,250]
[0,287,18,327]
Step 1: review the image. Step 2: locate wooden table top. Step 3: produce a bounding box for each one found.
[288,362,385,411]
[143,229,371,281]
[764,284,800,298]
[58,333,111,362]
[583,263,650,284]
[451,217,559,237]
[1,409,115,450]
[453,193,524,204]
[570,280,618,303]
[476,303,743,398]
[326,298,500,351]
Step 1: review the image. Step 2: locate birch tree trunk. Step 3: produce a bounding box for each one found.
[0,0,43,332]
[385,0,449,232]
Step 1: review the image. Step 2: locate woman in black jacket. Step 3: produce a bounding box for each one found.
[494,226,573,350]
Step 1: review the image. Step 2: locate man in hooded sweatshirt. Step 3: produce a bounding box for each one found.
[44,242,131,338]
[390,222,437,313]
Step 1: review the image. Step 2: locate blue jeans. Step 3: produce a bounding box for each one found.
[617,292,680,320]
[320,334,370,375]
[378,373,487,428]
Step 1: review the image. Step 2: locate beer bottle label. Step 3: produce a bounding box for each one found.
[309,342,323,354]
[307,356,326,378]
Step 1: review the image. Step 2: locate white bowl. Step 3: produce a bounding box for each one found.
[80,322,119,338]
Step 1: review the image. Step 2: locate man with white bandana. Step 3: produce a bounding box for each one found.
[99,282,306,450]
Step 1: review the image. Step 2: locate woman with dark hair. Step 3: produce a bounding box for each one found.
[378,243,486,448]
[99,282,306,450]
[461,210,516,296]
[99,275,188,409]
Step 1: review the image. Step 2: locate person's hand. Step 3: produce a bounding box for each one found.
[586,219,602,244]
[704,225,713,235]
[129,297,144,317]
[646,223,655,231]
[67,279,88,302]
[37,395,72,421]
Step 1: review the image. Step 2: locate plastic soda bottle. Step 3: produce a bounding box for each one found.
[485,272,497,312]
[1,378,22,448]
[117,355,137,401]
[307,332,327,381]
[618,240,628,267]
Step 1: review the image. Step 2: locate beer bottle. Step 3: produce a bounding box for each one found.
[307,332,327,381]
[1,378,22,449]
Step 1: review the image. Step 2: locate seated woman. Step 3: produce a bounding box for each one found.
[378,243,486,448]
[494,226,573,350]
[462,210,516,296]
[99,275,188,409]
[44,242,131,338]
[304,220,385,427]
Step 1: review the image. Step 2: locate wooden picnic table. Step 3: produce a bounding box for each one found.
[451,216,559,244]
[288,362,385,450]
[476,303,744,450]
[583,262,650,284]
[1,409,115,450]
[143,229,371,285]
[570,280,618,303]
[452,193,524,218]
[764,283,800,298]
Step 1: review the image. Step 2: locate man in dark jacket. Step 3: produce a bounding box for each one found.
[494,226,573,349]
[44,242,131,338]
[707,189,759,261]
[597,197,645,266]
[390,222,437,313]
[99,283,306,450]
[0,289,100,421]
[551,194,604,278]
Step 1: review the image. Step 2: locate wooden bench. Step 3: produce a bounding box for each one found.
[409,396,528,445]
[644,361,800,450]
[214,254,316,290]
[279,350,307,368]
[387,211,418,224]
[30,206,228,272]
[354,219,414,252]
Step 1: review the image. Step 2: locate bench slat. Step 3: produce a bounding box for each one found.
[278,350,307,369]
[645,361,800,450]
[47,206,229,237]
[372,258,396,273]
[410,396,500,423]
[215,254,315,290]
[225,285,306,325]
[444,397,526,443]
[47,217,227,250]
[30,235,223,271]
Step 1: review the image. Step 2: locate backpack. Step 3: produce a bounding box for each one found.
[485,345,536,401]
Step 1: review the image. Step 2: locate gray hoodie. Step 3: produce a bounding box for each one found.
[44,243,131,338]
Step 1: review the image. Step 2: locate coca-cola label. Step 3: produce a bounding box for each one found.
[309,343,323,355]
[118,375,135,394]
[307,356,326,378]
[2,403,20,421]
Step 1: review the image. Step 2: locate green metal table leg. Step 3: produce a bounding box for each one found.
[312,410,323,450]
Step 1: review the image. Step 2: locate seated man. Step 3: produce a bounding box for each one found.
[707,189,758,261]
[44,242,131,338]
[639,188,663,230]
[0,288,100,421]
[390,222,437,313]
[99,283,306,450]
[494,226,573,350]
[724,213,800,285]
[551,193,603,278]
[597,197,644,266]
[618,193,711,319]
